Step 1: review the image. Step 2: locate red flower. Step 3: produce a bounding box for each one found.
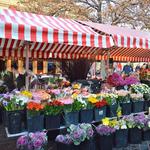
[94,99,108,108]
[48,100,64,106]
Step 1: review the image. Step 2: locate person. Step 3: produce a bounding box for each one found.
[3,63,17,92]
[123,62,133,76]
[135,64,141,72]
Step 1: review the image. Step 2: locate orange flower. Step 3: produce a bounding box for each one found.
[27,101,44,111]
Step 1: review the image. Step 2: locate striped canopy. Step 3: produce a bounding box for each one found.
[0,9,114,59]
[80,21,150,62]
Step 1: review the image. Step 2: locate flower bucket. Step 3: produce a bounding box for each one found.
[45,114,60,130]
[129,128,142,144]
[143,129,150,141]
[144,100,150,111]
[132,101,144,113]
[79,109,93,123]
[114,129,128,148]
[79,139,93,150]
[64,111,79,126]
[96,134,113,150]
[57,143,78,150]
[106,104,117,117]
[94,106,106,122]
[27,115,44,132]
[6,110,26,134]
[120,102,132,115]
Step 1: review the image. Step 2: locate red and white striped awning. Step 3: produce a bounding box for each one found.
[79,21,150,62]
[0,9,114,59]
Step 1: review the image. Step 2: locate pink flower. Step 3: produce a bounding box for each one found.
[58,97,74,104]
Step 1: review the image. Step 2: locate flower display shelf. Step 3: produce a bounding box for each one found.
[5,127,28,138]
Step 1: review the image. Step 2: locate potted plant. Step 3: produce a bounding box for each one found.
[93,97,107,122]
[131,84,149,111]
[17,131,48,150]
[116,90,131,115]
[95,123,116,150]
[124,113,147,144]
[44,100,64,130]
[130,93,144,113]
[1,93,27,134]
[56,123,94,150]
[79,94,95,123]
[27,101,44,132]
[142,115,150,141]
[62,97,83,126]
[112,118,128,148]
[107,73,125,90]
[103,93,118,117]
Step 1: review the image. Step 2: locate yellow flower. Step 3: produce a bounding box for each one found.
[117,106,122,118]
[73,84,80,89]
[88,96,98,104]
[72,93,78,99]
[21,90,32,98]
[102,118,110,126]
[109,119,118,127]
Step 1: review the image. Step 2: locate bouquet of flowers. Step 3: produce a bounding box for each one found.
[107,73,125,87]
[96,124,116,136]
[93,99,108,108]
[131,84,150,94]
[27,101,44,116]
[1,93,26,111]
[124,76,139,86]
[130,93,143,101]
[17,132,48,150]
[123,113,148,129]
[44,100,64,116]
[115,90,130,103]
[98,93,118,105]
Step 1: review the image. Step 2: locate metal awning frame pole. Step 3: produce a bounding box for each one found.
[25,42,30,91]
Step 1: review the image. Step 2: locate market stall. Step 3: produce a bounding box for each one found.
[1,8,150,150]
[79,21,150,62]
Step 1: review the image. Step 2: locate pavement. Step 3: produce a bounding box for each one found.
[0,124,150,150]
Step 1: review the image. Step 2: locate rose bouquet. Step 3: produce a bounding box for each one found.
[93,99,108,109]
[17,132,48,150]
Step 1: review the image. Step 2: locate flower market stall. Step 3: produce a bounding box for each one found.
[1,9,150,150]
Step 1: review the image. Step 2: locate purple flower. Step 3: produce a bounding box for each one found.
[87,128,94,138]
[124,76,139,85]
[55,134,72,145]
[96,125,116,136]
[16,136,28,149]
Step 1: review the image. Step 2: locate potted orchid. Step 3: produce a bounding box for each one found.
[0,91,27,134]
[130,93,144,113]
[56,123,94,150]
[116,90,131,115]
[16,132,48,150]
[124,113,148,144]
[27,101,44,132]
[44,100,64,129]
[96,122,116,150]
